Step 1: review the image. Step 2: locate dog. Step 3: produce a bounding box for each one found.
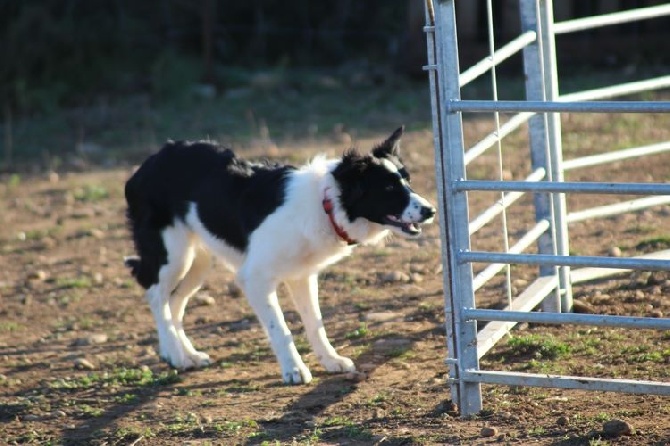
[124,127,435,384]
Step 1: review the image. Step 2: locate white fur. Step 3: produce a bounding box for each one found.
[147,155,428,383]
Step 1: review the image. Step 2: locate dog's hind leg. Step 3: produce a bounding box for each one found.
[169,245,212,369]
[237,267,312,384]
[286,275,355,373]
[148,223,196,370]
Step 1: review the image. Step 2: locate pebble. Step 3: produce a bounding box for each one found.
[650,310,664,318]
[74,358,96,370]
[380,271,410,283]
[602,419,633,436]
[359,363,376,372]
[409,273,423,283]
[227,282,243,297]
[72,333,109,346]
[609,246,622,257]
[364,312,404,323]
[26,270,49,281]
[194,293,216,306]
[556,415,569,426]
[572,300,596,314]
[344,371,367,382]
[481,426,499,437]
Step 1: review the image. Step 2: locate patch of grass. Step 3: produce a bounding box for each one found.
[506,334,571,360]
[79,404,104,417]
[345,323,370,340]
[49,368,181,390]
[619,345,668,363]
[322,416,373,440]
[56,277,93,289]
[213,419,259,433]
[636,236,670,252]
[73,184,109,202]
[0,322,21,332]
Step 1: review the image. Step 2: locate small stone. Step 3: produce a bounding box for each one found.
[609,246,622,257]
[92,272,104,284]
[635,289,645,299]
[409,273,423,283]
[364,312,404,323]
[89,229,105,239]
[556,415,569,426]
[380,271,410,283]
[481,426,499,437]
[344,371,367,382]
[572,300,596,314]
[73,333,108,346]
[53,410,67,418]
[27,270,49,281]
[194,293,216,306]
[602,419,633,436]
[227,282,243,298]
[359,363,376,372]
[374,338,412,348]
[22,414,42,422]
[74,358,96,370]
[650,310,664,318]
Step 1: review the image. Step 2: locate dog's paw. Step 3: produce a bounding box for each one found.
[185,351,212,369]
[161,348,211,371]
[321,354,356,373]
[282,363,313,385]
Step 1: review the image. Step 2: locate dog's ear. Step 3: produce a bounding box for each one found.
[372,126,404,159]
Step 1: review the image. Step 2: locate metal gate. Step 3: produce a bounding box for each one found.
[424,0,670,416]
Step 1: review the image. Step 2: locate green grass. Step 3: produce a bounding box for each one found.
[0,322,21,332]
[506,334,571,360]
[49,368,181,390]
[344,323,370,340]
[73,184,109,202]
[56,277,93,290]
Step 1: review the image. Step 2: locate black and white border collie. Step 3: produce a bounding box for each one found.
[124,127,435,384]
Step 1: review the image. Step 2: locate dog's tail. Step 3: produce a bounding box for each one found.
[124,255,142,276]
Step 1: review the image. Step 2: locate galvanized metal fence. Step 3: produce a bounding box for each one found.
[424,0,670,416]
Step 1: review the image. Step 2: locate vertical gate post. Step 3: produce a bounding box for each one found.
[519,0,573,312]
[432,0,482,415]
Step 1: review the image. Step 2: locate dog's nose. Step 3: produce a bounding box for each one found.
[420,206,436,220]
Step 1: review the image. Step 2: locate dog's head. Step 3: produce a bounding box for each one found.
[332,127,436,238]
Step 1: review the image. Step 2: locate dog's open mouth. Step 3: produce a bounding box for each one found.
[384,215,422,236]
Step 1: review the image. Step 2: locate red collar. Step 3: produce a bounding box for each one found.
[322,196,357,245]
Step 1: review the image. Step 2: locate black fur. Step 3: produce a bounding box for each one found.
[332,150,411,225]
[125,140,294,289]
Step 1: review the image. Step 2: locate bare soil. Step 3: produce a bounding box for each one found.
[1,127,669,445]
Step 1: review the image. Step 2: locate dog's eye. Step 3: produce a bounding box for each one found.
[385,184,395,192]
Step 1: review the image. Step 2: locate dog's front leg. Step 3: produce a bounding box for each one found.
[286,274,355,373]
[237,270,312,384]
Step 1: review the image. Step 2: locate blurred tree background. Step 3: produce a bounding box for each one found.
[1,0,667,168]
[1,0,412,114]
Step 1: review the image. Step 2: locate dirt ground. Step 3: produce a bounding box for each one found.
[1,126,669,445]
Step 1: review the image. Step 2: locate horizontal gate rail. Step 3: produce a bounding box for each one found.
[462,370,670,396]
[464,76,670,165]
[461,251,670,271]
[563,141,670,171]
[455,180,670,195]
[469,168,546,235]
[464,308,670,331]
[567,196,670,223]
[476,276,558,358]
[459,31,536,87]
[553,3,670,35]
[449,99,670,114]
[472,220,550,291]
